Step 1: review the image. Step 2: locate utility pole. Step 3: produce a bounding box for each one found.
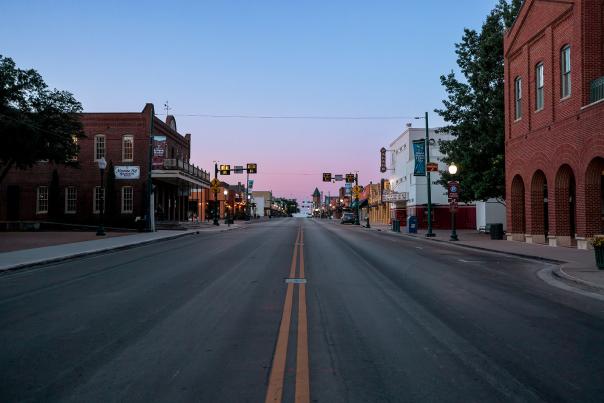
[425,111,435,237]
[213,163,219,226]
[354,172,360,225]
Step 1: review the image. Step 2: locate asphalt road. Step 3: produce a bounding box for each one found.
[1,218,604,402]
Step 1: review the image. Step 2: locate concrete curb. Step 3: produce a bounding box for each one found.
[552,266,604,293]
[0,226,240,273]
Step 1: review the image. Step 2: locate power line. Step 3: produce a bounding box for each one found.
[155,112,417,120]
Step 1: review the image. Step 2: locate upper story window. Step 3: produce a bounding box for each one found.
[514,77,522,120]
[65,186,77,213]
[94,135,106,161]
[36,186,49,214]
[122,135,134,161]
[535,63,544,111]
[561,45,571,98]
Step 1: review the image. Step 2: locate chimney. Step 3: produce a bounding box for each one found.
[406,122,412,128]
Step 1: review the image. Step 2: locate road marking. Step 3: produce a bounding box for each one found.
[296,229,310,403]
[458,259,483,263]
[265,226,299,403]
[285,278,307,284]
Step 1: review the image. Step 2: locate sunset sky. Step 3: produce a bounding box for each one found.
[1,0,498,202]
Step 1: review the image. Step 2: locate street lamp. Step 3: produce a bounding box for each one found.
[448,163,459,241]
[96,157,107,236]
[224,189,229,224]
[415,112,435,237]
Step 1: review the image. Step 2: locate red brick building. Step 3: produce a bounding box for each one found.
[0,103,210,229]
[504,0,604,248]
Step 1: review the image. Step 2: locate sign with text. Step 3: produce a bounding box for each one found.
[345,182,352,195]
[448,181,460,200]
[248,179,254,189]
[114,166,140,180]
[382,191,409,202]
[426,162,439,172]
[334,174,343,181]
[152,135,167,168]
[412,140,425,176]
[234,165,244,174]
[380,147,387,173]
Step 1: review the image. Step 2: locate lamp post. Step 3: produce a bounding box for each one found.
[224,189,229,225]
[96,157,107,236]
[354,172,360,225]
[449,163,459,241]
[416,112,435,237]
[213,163,219,226]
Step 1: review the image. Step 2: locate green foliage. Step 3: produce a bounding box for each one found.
[591,236,604,248]
[435,0,523,203]
[0,55,85,184]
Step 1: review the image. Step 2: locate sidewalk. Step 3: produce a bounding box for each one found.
[0,224,241,272]
[364,223,603,291]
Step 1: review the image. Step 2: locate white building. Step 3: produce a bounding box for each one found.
[251,191,272,217]
[387,125,476,229]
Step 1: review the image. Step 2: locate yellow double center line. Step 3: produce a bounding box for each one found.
[265,225,310,403]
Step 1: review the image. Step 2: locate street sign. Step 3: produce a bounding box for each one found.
[219,164,231,175]
[345,174,355,183]
[334,174,343,181]
[247,163,258,174]
[234,165,244,174]
[426,162,438,172]
[323,173,332,182]
[211,178,220,191]
[352,185,361,197]
[448,181,460,200]
[380,147,387,173]
[449,200,458,213]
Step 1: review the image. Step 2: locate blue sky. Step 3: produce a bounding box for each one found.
[1,0,498,201]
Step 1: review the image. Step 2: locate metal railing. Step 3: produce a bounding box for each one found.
[590,76,604,104]
[159,158,211,181]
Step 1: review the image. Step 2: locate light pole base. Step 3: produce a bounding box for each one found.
[450,234,459,241]
[425,232,436,238]
[96,227,106,236]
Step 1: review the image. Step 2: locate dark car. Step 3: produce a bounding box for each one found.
[340,212,355,224]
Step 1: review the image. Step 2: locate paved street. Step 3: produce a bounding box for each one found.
[1,218,604,402]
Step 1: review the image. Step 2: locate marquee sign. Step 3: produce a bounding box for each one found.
[382,191,409,202]
[114,166,140,180]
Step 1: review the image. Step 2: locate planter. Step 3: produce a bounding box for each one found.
[595,246,604,270]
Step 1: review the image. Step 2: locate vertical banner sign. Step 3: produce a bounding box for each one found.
[248,179,254,189]
[345,182,352,195]
[380,147,387,173]
[152,136,167,168]
[412,140,426,176]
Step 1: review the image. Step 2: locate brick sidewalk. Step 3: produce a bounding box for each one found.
[364,223,603,290]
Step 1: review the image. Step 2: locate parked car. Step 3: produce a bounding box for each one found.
[340,212,355,224]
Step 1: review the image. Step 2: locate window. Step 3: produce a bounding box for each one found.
[122,135,134,161]
[514,77,522,119]
[561,45,571,98]
[121,186,133,213]
[93,186,105,214]
[535,63,544,111]
[94,135,106,161]
[71,135,79,161]
[65,186,77,213]
[36,186,48,214]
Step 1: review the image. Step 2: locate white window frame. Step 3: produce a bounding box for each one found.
[93,186,105,214]
[514,77,522,120]
[122,135,134,162]
[121,186,133,213]
[561,45,571,98]
[36,186,49,214]
[65,186,77,214]
[94,134,106,161]
[535,63,544,111]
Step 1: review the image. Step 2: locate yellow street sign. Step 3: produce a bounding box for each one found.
[211,178,220,190]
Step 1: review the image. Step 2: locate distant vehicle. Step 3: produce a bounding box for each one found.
[340,212,355,224]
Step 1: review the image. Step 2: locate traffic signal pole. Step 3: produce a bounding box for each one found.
[354,173,360,225]
[425,111,435,237]
[213,163,219,226]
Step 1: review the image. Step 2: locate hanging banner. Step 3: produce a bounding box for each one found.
[152,135,167,168]
[412,140,426,176]
[248,179,254,189]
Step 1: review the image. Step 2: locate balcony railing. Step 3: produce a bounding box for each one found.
[158,158,211,181]
[590,76,604,104]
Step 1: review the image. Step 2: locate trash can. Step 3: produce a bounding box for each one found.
[407,216,418,234]
[392,219,400,233]
[490,223,504,240]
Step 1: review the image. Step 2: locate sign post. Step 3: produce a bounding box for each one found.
[448,181,460,241]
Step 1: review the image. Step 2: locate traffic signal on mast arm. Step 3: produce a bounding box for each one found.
[219,164,231,175]
[247,163,258,174]
[323,173,332,182]
[345,174,355,183]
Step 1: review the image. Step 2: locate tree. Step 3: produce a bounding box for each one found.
[0,55,85,185]
[435,0,523,203]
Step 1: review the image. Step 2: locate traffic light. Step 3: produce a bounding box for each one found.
[247,163,257,174]
[345,174,355,183]
[219,164,231,175]
[323,173,332,182]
